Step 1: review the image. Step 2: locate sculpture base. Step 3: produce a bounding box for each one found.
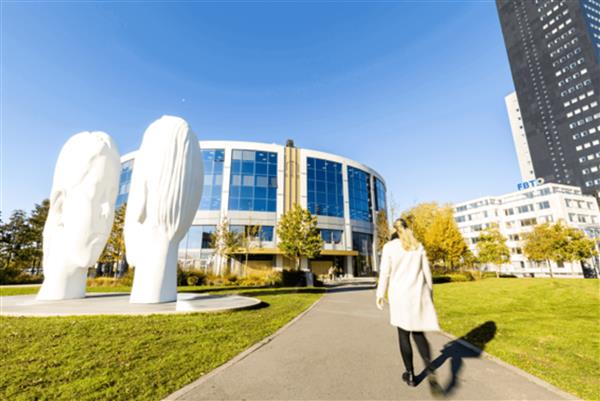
[0,292,261,317]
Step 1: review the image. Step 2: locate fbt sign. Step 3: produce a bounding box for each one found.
[517,178,545,191]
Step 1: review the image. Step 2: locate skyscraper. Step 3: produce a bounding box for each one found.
[497,0,600,196]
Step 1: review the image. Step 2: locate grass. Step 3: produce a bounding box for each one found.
[434,278,600,401]
[0,287,324,401]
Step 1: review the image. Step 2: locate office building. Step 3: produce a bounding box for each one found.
[116,140,387,277]
[497,0,600,196]
[454,183,600,277]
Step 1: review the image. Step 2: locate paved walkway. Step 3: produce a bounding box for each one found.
[166,285,578,401]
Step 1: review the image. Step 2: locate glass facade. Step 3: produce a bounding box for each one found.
[374,177,386,212]
[178,225,217,268]
[200,149,225,210]
[307,158,344,218]
[229,150,278,212]
[230,225,275,242]
[347,166,372,222]
[320,229,343,244]
[115,160,134,208]
[352,231,373,276]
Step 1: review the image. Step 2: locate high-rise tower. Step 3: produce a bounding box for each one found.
[497,0,600,196]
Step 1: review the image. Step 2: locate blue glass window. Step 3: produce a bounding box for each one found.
[199,149,225,210]
[178,225,217,269]
[307,158,344,218]
[229,149,278,212]
[115,160,134,208]
[230,225,275,242]
[179,225,217,252]
[320,229,343,244]
[374,177,387,212]
[347,166,372,222]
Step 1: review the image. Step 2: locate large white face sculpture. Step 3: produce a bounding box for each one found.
[37,132,121,301]
[126,116,203,303]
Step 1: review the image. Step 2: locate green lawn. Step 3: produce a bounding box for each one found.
[434,278,600,401]
[0,287,323,401]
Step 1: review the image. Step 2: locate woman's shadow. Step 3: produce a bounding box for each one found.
[419,321,497,397]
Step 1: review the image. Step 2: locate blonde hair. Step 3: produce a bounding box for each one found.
[393,218,420,251]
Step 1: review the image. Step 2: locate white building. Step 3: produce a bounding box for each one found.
[117,140,387,277]
[505,92,535,182]
[454,183,600,278]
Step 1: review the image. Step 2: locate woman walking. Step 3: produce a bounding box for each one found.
[376,218,441,392]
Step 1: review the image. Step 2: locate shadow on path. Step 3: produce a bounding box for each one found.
[325,285,376,294]
[424,321,497,397]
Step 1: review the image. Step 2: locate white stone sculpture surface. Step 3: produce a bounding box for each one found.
[125,116,203,303]
[37,132,121,301]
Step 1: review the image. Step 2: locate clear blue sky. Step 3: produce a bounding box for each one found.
[1,1,519,217]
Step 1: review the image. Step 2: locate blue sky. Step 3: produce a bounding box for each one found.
[2,1,518,217]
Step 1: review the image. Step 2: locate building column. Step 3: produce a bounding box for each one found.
[345,255,354,278]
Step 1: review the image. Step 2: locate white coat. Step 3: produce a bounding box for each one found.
[376,239,440,332]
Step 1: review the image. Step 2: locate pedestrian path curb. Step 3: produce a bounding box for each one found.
[439,331,581,401]
[163,293,325,401]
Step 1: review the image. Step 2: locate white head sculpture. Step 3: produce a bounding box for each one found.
[37,132,121,301]
[126,116,203,303]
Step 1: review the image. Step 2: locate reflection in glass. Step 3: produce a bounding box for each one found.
[348,166,372,222]
[229,149,278,212]
[199,149,225,210]
[307,157,344,218]
[115,160,134,207]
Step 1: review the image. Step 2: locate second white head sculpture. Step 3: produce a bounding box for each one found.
[125,116,204,303]
[37,132,121,301]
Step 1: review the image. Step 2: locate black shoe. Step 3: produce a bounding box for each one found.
[402,371,416,387]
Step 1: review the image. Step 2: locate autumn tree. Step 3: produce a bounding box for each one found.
[523,221,597,278]
[403,202,469,270]
[276,204,323,270]
[425,208,469,269]
[375,210,391,254]
[476,224,510,278]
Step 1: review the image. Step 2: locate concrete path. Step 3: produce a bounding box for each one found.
[166,285,578,401]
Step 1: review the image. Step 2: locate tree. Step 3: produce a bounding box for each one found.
[27,199,49,273]
[556,224,597,275]
[403,203,469,270]
[1,209,33,270]
[402,202,439,246]
[210,218,243,275]
[424,208,469,270]
[239,224,261,276]
[99,204,127,275]
[276,204,323,270]
[375,210,391,254]
[476,224,510,278]
[523,221,597,278]
[523,223,556,277]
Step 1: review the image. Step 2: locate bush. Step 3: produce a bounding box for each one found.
[432,273,471,284]
[0,267,44,285]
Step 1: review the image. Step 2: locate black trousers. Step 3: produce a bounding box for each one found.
[397,327,432,373]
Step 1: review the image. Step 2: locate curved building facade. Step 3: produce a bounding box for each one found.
[116,140,387,277]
